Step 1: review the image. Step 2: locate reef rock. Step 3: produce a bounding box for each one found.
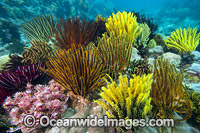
[189,63,200,73]
[148,45,164,57]
[131,47,141,61]
[191,51,200,61]
[161,52,181,66]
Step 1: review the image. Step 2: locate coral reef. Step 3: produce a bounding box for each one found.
[51,18,98,50]
[20,15,57,43]
[165,27,200,54]
[105,11,141,45]
[22,40,53,64]
[95,74,153,132]
[3,80,69,132]
[44,44,106,98]
[97,32,132,79]
[150,58,192,121]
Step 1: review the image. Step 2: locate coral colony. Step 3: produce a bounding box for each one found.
[0,9,199,133]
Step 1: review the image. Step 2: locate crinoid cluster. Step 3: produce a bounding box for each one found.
[95,74,153,132]
[127,57,152,76]
[105,11,141,45]
[50,18,98,50]
[3,80,69,132]
[133,11,158,39]
[1,54,23,71]
[0,63,45,103]
[97,32,132,79]
[20,15,57,42]
[43,44,106,98]
[22,40,53,64]
[150,58,192,121]
[165,27,200,54]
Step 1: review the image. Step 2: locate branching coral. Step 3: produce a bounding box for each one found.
[105,11,141,45]
[150,58,192,121]
[3,80,69,132]
[165,27,200,54]
[22,40,54,64]
[43,44,106,98]
[20,14,57,42]
[97,32,132,79]
[94,74,153,132]
[50,18,98,50]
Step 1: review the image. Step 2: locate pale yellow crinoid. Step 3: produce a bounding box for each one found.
[105,11,142,44]
[94,74,153,132]
[165,27,200,54]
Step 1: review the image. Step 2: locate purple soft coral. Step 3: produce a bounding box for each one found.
[3,80,69,132]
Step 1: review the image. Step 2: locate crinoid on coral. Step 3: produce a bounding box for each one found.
[186,90,200,124]
[43,44,106,98]
[127,57,152,76]
[3,80,69,132]
[22,40,54,64]
[20,14,57,43]
[97,32,132,79]
[1,54,23,71]
[105,11,142,45]
[133,11,158,40]
[94,74,153,132]
[50,18,98,50]
[150,57,192,122]
[0,63,45,103]
[165,27,200,54]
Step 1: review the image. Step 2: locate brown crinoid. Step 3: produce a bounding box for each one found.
[97,32,132,80]
[50,18,98,50]
[22,40,53,64]
[43,44,106,98]
[150,57,192,121]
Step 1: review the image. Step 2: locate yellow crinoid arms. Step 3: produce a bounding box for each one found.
[105,11,142,44]
[94,74,153,132]
[165,27,200,54]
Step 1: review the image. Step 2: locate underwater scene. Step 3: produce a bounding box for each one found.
[1,0,200,133]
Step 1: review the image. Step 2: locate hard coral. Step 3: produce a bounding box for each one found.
[44,44,106,98]
[165,27,200,54]
[51,18,98,50]
[95,74,153,132]
[3,80,69,132]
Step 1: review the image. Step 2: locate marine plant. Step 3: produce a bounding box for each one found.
[150,58,192,121]
[105,11,142,45]
[50,18,98,50]
[3,80,69,132]
[94,74,153,132]
[43,44,106,98]
[97,32,132,79]
[22,40,54,64]
[165,27,200,54]
[20,15,57,43]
